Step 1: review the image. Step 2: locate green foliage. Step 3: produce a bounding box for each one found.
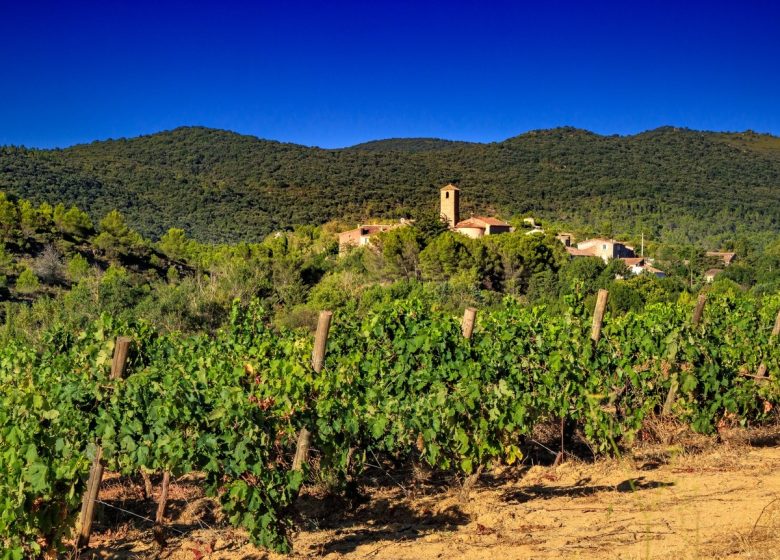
[376,226,425,280]
[608,282,645,313]
[158,228,190,260]
[18,200,38,235]
[2,293,779,556]
[412,209,450,242]
[0,244,13,275]
[419,232,476,281]
[0,193,19,241]
[66,254,90,282]
[14,268,39,294]
[559,256,606,295]
[94,210,142,257]
[3,126,780,244]
[486,232,567,294]
[53,205,93,238]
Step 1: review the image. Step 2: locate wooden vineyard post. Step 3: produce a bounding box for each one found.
[462,307,477,339]
[755,309,780,381]
[555,290,608,468]
[460,307,481,500]
[664,294,707,416]
[152,471,171,546]
[691,293,707,327]
[77,336,132,549]
[292,311,332,472]
[591,289,609,343]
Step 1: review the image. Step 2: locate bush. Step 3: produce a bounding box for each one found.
[34,245,64,284]
[66,254,90,282]
[15,267,40,294]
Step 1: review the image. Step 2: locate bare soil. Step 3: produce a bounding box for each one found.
[82,427,780,560]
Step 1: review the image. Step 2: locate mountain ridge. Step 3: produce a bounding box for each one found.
[1,125,779,244]
[9,124,778,152]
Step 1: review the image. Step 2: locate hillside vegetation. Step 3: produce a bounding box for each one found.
[1,127,779,243]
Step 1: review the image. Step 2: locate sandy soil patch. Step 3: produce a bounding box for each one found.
[81,428,780,560]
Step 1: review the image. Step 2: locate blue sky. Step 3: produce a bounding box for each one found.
[1,0,778,148]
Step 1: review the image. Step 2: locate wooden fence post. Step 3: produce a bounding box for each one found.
[292,311,333,472]
[663,294,707,416]
[591,289,609,343]
[152,471,171,546]
[460,306,481,500]
[756,309,780,380]
[77,336,132,549]
[462,307,477,339]
[692,293,707,327]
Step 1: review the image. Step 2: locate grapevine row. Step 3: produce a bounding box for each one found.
[1,291,779,557]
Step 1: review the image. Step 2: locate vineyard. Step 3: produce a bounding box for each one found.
[2,291,780,558]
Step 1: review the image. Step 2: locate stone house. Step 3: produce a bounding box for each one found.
[567,238,636,262]
[337,220,408,254]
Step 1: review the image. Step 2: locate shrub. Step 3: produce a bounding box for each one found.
[15,267,40,294]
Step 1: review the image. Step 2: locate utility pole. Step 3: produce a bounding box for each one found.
[641,232,644,258]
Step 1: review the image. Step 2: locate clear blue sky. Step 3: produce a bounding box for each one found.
[1,0,778,148]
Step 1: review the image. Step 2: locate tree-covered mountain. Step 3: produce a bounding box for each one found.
[1,126,779,244]
[348,138,473,152]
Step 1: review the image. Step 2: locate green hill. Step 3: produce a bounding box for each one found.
[1,125,779,243]
[348,137,473,152]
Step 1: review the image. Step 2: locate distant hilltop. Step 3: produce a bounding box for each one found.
[1,125,779,244]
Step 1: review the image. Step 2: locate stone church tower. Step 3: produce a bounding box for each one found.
[440,184,460,228]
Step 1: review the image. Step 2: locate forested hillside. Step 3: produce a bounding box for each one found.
[1,126,779,243]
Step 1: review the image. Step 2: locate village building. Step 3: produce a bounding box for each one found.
[454,216,513,238]
[338,183,512,252]
[337,220,408,254]
[705,268,724,283]
[566,238,636,262]
[621,257,666,278]
[440,184,513,238]
[556,232,574,247]
[564,237,666,277]
[521,217,545,235]
[706,251,737,266]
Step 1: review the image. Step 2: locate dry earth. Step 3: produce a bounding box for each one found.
[81,427,780,560]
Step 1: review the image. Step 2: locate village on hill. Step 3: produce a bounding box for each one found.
[337,184,740,281]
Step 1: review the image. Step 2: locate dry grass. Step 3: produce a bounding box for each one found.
[81,425,780,560]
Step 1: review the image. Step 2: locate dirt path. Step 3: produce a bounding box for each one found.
[87,435,780,559]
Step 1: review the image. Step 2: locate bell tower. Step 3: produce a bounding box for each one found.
[440,184,460,228]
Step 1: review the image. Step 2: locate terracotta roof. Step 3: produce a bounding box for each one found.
[440,183,460,191]
[566,246,597,257]
[644,265,664,275]
[705,268,724,277]
[706,251,736,264]
[578,237,613,244]
[338,223,397,240]
[473,216,510,227]
[706,251,735,257]
[359,224,394,235]
[621,257,645,266]
[454,219,486,230]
